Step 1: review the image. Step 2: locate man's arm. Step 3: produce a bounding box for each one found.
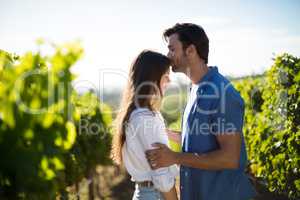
[176,133,241,169]
[146,133,241,170]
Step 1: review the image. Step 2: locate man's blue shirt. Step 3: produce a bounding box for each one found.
[180,66,256,200]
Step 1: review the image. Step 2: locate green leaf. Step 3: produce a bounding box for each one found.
[63,121,76,150]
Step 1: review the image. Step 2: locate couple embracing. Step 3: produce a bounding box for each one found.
[111,23,256,200]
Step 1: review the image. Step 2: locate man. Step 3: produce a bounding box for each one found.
[146,23,256,200]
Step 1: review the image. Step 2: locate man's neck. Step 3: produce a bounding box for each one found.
[185,62,209,84]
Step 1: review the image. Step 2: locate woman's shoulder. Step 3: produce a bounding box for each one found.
[129,108,161,123]
[130,107,156,119]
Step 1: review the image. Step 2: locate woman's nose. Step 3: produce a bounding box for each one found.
[167,51,172,58]
[167,76,171,83]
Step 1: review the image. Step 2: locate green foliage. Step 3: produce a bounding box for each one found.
[64,92,112,186]
[169,117,182,132]
[161,93,186,125]
[0,44,112,199]
[233,53,300,199]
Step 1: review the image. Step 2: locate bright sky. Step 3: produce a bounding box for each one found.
[1,0,300,91]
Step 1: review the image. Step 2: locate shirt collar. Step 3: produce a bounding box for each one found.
[196,66,218,84]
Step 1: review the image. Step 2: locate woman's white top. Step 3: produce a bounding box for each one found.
[122,108,179,192]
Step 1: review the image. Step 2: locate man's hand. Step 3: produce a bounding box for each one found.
[145,143,177,170]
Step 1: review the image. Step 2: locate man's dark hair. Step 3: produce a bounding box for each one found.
[164,23,209,64]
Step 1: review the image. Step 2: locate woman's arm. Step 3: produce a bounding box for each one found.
[140,115,178,199]
[161,185,178,200]
[166,129,181,144]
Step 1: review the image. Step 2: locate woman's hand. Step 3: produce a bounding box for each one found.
[166,129,181,144]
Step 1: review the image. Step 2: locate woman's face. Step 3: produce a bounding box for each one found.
[160,68,171,95]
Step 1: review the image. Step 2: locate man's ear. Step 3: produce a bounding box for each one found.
[186,44,197,57]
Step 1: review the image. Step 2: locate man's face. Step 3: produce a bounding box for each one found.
[167,33,189,73]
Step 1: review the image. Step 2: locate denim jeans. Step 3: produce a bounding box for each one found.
[132,184,164,200]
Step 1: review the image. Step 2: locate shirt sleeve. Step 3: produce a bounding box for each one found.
[210,87,245,135]
[134,113,179,192]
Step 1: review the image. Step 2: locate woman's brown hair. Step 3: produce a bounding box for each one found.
[111,50,171,165]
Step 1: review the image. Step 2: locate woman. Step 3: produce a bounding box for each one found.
[111,50,178,200]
